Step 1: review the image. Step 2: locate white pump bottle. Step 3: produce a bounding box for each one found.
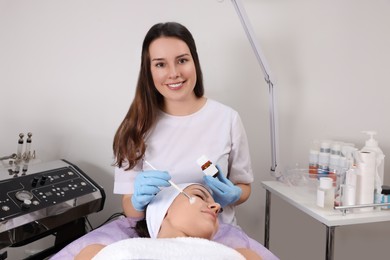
[360,131,385,202]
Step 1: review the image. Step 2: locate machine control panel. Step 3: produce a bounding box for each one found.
[0,160,104,228]
[0,134,105,256]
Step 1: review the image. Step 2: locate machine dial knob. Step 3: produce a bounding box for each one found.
[32,176,40,187]
[21,199,32,210]
[15,190,33,201]
[40,175,47,185]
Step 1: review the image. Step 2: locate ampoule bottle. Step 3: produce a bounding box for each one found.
[197,155,218,177]
[17,133,24,161]
[318,140,331,175]
[309,149,319,177]
[318,152,330,175]
[317,177,335,209]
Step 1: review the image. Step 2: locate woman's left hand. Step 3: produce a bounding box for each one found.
[203,165,242,208]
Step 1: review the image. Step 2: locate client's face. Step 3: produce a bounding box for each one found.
[161,184,221,239]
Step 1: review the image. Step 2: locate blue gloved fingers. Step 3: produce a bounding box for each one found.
[140,176,171,187]
[203,174,243,208]
[134,170,171,188]
[132,170,172,211]
[215,165,234,186]
[204,175,229,195]
[136,185,161,196]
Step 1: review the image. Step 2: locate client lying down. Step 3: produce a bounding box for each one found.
[75,183,262,259]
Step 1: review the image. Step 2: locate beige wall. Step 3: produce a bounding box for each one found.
[1,0,390,259]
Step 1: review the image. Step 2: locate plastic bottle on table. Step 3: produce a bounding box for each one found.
[317,177,335,209]
[361,131,385,203]
[309,149,319,177]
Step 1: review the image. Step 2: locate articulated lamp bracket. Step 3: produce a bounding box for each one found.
[229,0,281,179]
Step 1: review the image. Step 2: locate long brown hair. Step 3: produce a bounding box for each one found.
[113,22,204,170]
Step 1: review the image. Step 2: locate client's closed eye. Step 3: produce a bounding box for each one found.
[194,193,206,200]
[190,187,210,201]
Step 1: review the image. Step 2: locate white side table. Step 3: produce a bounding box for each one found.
[262,181,390,260]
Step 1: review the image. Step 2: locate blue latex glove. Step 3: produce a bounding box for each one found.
[203,165,242,208]
[131,170,171,211]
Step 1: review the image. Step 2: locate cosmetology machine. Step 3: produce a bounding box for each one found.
[0,133,105,259]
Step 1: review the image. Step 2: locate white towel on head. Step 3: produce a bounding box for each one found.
[92,237,245,260]
[146,182,195,238]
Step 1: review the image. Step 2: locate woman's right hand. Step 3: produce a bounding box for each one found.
[131,170,171,211]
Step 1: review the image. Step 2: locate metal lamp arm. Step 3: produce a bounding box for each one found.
[230,0,280,178]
